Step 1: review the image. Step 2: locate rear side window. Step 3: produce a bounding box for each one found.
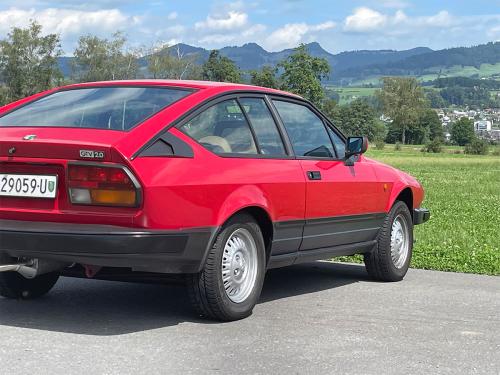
[239,98,286,156]
[273,100,335,158]
[0,87,191,131]
[180,99,258,155]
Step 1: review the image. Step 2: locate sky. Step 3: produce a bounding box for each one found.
[0,0,499,55]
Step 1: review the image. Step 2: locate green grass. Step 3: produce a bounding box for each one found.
[337,145,500,275]
[327,87,377,105]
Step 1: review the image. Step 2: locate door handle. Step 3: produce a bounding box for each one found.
[307,171,322,180]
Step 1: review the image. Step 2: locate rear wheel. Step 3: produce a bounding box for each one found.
[187,214,266,321]
[364,201,413,282]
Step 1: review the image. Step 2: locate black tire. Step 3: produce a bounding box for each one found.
[364,201,413,282]
[187,213,266,321]
[0,271,60,299]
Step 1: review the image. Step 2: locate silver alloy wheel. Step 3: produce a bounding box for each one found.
[390,214,410,269]
[221,228,258,303]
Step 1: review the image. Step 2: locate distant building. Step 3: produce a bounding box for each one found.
[474,120,492,132]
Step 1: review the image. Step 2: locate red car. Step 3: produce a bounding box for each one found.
[0,80,429,321]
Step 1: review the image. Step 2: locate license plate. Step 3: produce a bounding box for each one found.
[0,174,58,199]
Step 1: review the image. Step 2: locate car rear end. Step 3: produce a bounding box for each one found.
[0,83,213,279]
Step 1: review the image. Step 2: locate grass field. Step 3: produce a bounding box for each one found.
[337,145,500,276]
[327,87,378,105]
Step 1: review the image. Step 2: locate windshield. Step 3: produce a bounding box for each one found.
[0,86,192,131]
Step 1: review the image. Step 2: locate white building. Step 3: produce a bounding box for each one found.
[474,120,492,132]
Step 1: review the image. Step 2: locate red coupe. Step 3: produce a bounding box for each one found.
[0,80,429,321]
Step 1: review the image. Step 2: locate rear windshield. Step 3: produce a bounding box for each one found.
[0,86,192,131]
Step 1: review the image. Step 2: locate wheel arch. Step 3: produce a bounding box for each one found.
[389,186,414,218]
[220,206,274,263]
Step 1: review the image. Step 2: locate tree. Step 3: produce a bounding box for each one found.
[325,99,385,141]
[451,117,475,146]
[278,44,330,105]
[146,43,201,80]
[0,21,62,103]
[419,109,443,141]
[72,32,138,82]
[250,66,279,89]
[377,77,427,144]
[202,50,241,83]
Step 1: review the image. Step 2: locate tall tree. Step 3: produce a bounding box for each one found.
[250,66,279,89]
[202,50,241,83]
[278,44,330,105]
[451,117,475,146]
[377,77,427,144]
[72,32,138,82]
[0,21,62,102]
[146,43,201,80]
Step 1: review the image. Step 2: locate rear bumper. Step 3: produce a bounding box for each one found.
[413,208,430,225]
[0,219,217,273]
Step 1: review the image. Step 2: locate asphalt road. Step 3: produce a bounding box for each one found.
[0,262,498,375]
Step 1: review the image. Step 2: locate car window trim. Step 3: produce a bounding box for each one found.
[0,85,197,132]
[268,96,344,161]
[237,96,289,157]
[235,98,262,154]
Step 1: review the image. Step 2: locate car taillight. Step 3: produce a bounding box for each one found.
[67,164,141,207]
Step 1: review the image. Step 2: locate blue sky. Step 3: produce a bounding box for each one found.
[0,0,499,54]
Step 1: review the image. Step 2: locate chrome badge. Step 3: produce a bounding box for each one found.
[23,134,37,140]
[79,150,105,159]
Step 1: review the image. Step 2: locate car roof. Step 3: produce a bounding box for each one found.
[60,80,301,98]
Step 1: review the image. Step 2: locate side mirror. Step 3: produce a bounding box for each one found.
[345,136,368,158]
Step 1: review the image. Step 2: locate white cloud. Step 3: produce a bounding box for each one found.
[194,11,248,31]
[167,11,178,21]
[0,7,131,36]
[344,7,388,32]
[263,21,335,51]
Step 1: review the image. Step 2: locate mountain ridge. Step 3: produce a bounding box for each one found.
[58,41,500,85]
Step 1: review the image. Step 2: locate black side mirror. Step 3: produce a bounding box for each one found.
[345,136,368,159]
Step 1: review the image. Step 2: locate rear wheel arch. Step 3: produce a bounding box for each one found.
[222,206,274,263]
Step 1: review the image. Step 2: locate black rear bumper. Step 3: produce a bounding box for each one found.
[413,208,430,225]
[0,220,216,273]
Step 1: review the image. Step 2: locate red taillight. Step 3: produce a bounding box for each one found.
[67,164,140,207]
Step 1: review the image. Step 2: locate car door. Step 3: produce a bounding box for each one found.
[271,99,385,251]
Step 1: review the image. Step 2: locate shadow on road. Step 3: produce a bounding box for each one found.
[0,262,368,336]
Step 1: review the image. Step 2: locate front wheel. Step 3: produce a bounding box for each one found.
[364,201,413,282]
[187,214,266,321]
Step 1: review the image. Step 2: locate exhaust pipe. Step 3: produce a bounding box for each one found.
[0,259,68,279]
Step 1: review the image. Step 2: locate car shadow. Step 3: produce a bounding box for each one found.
[0,262,368,336]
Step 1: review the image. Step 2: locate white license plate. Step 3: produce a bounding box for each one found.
[0,174,58,199]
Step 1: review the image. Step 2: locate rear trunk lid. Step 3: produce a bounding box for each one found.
[0,127,128,162]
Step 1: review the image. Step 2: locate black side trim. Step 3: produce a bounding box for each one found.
[271,220,305,256]
[301,213,385,250]
[270,213,385,259]
[413,208,430,225]
[138,132,194,158]
[267,240,377,269]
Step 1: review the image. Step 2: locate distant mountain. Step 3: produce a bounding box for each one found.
[337,42,500,84]
[58,41,500,85]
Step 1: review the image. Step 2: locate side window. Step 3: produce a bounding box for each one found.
[180,99,257,155]
[273,100,335,158]
[326,126,346,159]
[239,98,286,156]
